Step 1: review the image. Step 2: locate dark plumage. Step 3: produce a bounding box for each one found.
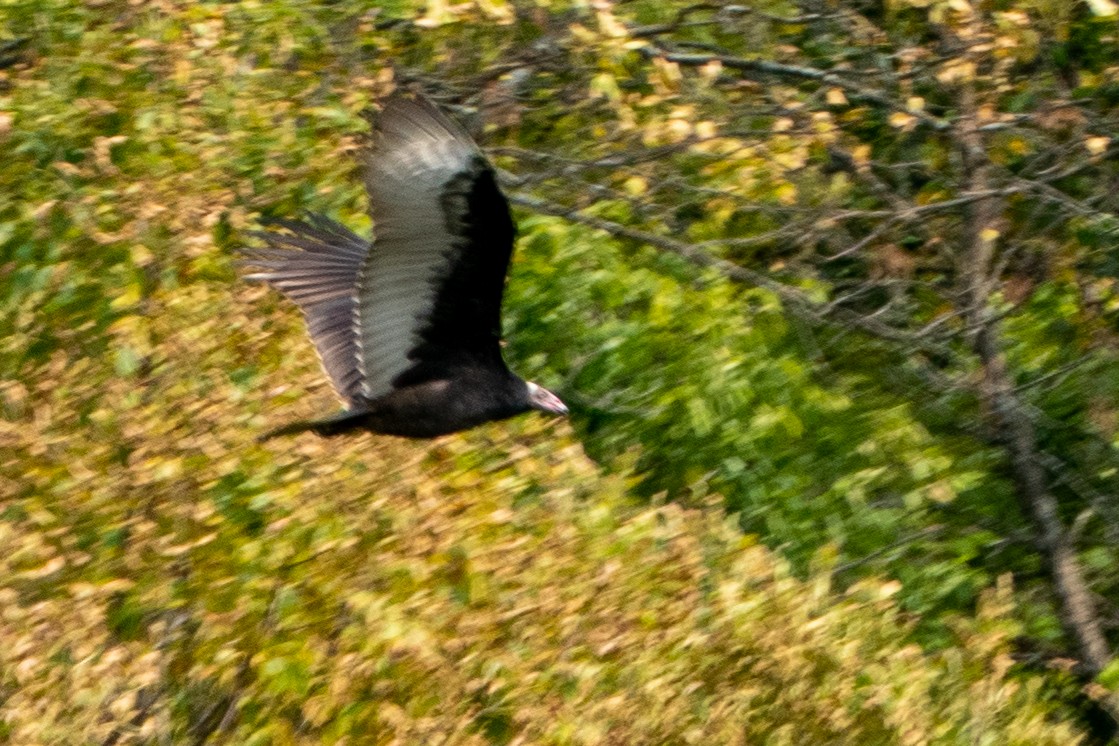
[242,94,567,440]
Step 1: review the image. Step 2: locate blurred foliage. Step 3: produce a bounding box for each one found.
[1,0,1114,741]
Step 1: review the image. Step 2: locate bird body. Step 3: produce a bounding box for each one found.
[260,370,544,440]
[242,94,566,439]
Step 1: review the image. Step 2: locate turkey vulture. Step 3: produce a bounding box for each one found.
[241,94,567,440]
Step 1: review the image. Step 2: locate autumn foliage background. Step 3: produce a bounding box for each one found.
[4,0,1119,743]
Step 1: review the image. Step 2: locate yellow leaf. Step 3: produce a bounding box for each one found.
[889,112,916,129]
[1087,0,1119,15]
[653,57,682,87]
[878,580,902,599]
[623,176,647,196]
[415,0,450,27]
[110,283,143,310]
[131,244,155,267]
[476,0,514,23]
[596,6,627,37]
[589,73,621,101]
[928,481,956,504]
[937,60,976,84]
[695,120,717,139]
[19,556,65,579]
[826,88,848,106]
[667,118,692,141]
[700,60,723,80]
[980,227,1000,242]
[1086,136,1110,155]
[53,161,82,177]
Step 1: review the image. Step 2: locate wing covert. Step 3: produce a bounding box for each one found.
[357,95,517,399]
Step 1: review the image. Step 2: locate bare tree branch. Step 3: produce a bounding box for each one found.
[509,192,955,356]
[638,45,952,131]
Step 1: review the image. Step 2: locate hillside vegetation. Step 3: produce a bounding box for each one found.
[3,0,1118,742]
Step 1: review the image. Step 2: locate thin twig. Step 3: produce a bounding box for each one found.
[509,191,955,356]
[640,45,952,131]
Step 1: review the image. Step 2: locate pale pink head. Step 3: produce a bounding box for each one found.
[526,381,568,416]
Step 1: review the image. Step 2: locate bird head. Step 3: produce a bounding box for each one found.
[526,381,568,416]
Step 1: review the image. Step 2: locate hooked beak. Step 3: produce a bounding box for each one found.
[527,382,568,416]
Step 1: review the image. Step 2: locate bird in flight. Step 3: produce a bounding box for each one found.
[242,93,567,440]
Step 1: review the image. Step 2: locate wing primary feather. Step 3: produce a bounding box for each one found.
[239,215,369,406]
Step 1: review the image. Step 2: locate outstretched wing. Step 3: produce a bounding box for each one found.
[356,94,517,400]
[241,215,368,407]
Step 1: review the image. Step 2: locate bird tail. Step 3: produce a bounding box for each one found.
[257,410,370,442]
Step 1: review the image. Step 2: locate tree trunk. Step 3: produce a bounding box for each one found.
[957,87,1113,677]
[973,320,1112,673]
